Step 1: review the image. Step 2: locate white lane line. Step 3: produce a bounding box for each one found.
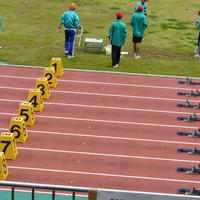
[18,146,200,164]
[0,75,37,80]
[0,86,196,102]
[0,86,29,91]
[0,98,198,115]
[18,130,200,146]
[53,80,192,91]
[0,128,199,146]
[8,165,200,184]
[0,74,193,91]
[0,112,199,129]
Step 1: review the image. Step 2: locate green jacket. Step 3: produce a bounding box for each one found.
[134,2,147,15]
[108,19,127,46]
[197,19,200,31]
[130,12,148,37]
[60,10,80,29]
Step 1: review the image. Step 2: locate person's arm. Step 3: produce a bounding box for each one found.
[130,15,134,27]
[108,24,113,43]
[143,17,148,28]
[123,24,127,44]
[58,23,64,32]
[74,14,81,29]
[196,20,200,30]
[58,14,64,32]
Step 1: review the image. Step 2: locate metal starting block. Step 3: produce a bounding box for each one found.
[177,113,200,122]
[177,77,200,85]
[177,147,200,155]
[176,129,200,137]
[178,187,200,196]
[176,165,200,174]
[177,100,200,109]
[177,89,200,97]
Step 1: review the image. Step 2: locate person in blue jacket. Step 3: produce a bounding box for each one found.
[108,12,127,68]
[58,3,81,58]
[134,0,148,16]
[194,10,200,58]
[130,6,148,59]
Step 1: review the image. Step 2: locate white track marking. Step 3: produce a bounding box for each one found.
[0,112,199,129]
[0,128,199,146]
[0,98,198,115]
[0,74,194,91]
[8,166,200,184]
[18,146,200,164]
[0,75,36,80]
[0,86,196,102]
[0,86,29,91]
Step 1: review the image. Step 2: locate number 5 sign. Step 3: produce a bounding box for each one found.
[17,102,35,126]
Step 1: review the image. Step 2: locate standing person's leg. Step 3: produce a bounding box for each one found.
[132,35,139,58]
[198,32,200,56]
[116,46,121,65]
[111,45,118,67]
[68,30,76,58]
[133,43,137,58]
[64,29,70,55]
[135,42,141,58]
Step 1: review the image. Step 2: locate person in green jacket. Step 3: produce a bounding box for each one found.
[194,10,200,58]
[134,0,148,16]
[58,3,81,58]
[0,15,2,49]
[130,5,148,59]
[108,12,127,68]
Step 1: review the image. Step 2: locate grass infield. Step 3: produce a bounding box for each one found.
[0,0,200,77]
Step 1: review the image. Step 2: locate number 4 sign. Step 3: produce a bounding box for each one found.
[27,89,44,112]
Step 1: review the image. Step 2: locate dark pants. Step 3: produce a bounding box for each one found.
[111,45,121,66]
[197,32,200,55]
[64,29,75,56]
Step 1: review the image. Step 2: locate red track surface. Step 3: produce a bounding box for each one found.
[1,64,200,194]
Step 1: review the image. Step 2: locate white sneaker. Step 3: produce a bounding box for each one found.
[113,64,118,68]
[194,54,200,58]
[134,54,141,59]
[68,56,74,59]
[64,50,69,55]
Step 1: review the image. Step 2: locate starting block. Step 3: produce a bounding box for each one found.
[17,102,35,126]
[49,57,64,77]
[0,152,8,180]
[27,89,44,112]
[9,117,28,143]
[43,67,57,88]
[35,78,51,100]
[0,132,18,160]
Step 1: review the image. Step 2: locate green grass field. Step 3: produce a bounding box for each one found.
[0,0,200,76]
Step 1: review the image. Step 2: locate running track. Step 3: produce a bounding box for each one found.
[0,64,200,195]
